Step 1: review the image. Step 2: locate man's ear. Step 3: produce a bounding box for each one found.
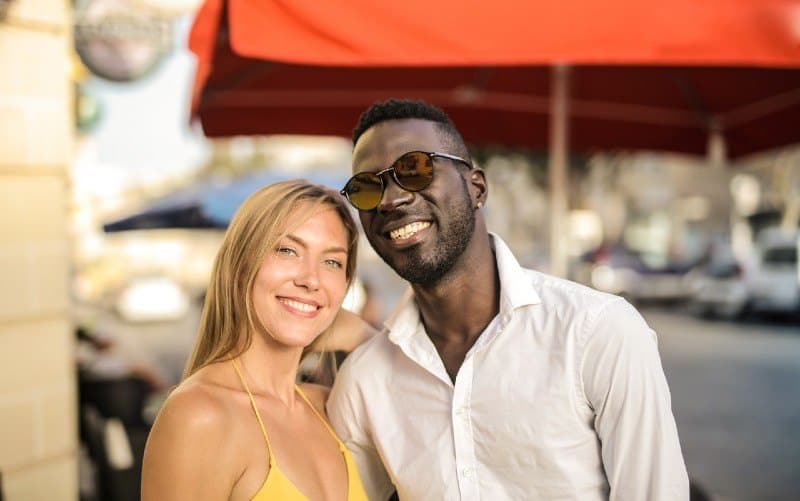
[468,167,488,209]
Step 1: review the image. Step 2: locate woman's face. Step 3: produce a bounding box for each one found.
[252,207,350,349]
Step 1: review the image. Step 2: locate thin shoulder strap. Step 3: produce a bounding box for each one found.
[295,385,345,450]
[231,358,276,463]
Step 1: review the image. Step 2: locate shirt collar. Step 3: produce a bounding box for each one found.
[384,287,420,345]
[384,233,541,345]
[491,232,541,313]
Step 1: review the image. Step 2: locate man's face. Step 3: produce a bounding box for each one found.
[352,119,475,285]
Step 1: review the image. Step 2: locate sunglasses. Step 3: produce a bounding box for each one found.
[340,151,473,210]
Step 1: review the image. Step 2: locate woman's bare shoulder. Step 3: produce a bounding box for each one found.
[156,376,232,436]
[142,365,243,500]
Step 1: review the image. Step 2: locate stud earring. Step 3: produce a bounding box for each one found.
[476,201,483,209]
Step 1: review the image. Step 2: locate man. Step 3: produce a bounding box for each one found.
[328,99,689,500]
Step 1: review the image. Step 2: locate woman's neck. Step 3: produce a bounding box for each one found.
[235,333,304,407]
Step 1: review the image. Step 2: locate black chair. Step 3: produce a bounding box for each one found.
[79,376,152,501]
[81,405,142,501]
[79,376,150,428]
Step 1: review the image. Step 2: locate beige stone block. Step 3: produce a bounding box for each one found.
[42,381,78,457]
[0,24,70,99]
[0,106,31,165]
[0,397,36,468]
[0,176,69,318]
[0,101,73,168]
[3,454,78,501]
[0,326,76,467]
[0,319,73,395]
[0,240,70,319]
[0,175,66,243]
[5,0,70,31]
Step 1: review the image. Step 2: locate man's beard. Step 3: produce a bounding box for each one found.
[384,180,475,287]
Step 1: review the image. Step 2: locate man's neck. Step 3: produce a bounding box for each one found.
[411,232,500,379]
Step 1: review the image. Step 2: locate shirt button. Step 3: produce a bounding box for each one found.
[462,467,474,478]
[455,406,467,416]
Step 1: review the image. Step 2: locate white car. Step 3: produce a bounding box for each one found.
[689,260,749,319]
[747,236,800,314]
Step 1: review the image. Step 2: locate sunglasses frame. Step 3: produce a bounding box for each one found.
[340,151,473,210]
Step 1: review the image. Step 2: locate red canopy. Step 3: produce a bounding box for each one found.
[190,0,800,158]
[195,0,799,67]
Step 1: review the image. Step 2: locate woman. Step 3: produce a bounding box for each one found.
[142,180,371,500]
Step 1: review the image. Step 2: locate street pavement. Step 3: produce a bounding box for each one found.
[643,307,800,501]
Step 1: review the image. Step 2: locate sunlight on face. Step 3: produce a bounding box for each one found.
[252,207,350,349]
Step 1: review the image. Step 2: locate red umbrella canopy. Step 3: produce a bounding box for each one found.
[190,0,800,158]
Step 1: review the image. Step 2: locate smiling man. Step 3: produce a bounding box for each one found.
[327,99,689,500]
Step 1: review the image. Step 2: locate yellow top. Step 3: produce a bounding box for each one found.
[231,359,368,501]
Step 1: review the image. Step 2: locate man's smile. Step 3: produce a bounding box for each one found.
[388,221,431,241]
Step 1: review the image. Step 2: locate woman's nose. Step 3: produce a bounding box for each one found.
[294,259,320,290]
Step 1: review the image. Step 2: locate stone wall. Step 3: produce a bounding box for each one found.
[0,0,77,499]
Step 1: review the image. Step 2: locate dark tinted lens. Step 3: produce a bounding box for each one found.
[345,173,383,210]
[393,152,433,191]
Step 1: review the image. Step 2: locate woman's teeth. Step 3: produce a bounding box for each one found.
[390,221,430,240]
[279,298,317,312]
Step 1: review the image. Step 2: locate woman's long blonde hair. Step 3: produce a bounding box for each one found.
[182,179,359,379]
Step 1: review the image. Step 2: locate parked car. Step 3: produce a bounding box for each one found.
[575,245,694,304]
[747,233,800,314]
[688,259,749,319]
[689,230,800,319]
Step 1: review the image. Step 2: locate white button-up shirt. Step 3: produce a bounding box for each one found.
[328,235,688,500]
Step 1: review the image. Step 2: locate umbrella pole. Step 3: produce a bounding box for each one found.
[707,122,727,168]
[548,64,570,278]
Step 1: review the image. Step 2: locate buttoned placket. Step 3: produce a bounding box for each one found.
[451,313,510,500]
[452,354,479,499]
[398,331,485,499]
[390,292,514,499]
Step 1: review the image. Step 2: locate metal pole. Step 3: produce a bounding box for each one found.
[549,64,570,278]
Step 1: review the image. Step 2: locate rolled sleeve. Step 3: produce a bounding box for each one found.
[581,298,689,501]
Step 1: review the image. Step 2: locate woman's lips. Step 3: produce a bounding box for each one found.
[277,297,321,317]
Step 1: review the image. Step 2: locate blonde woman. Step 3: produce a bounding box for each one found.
[142,180,370,500]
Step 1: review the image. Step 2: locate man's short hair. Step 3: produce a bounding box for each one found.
[352,98,470,159]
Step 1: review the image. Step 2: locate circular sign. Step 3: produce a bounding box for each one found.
[74,0,173,82]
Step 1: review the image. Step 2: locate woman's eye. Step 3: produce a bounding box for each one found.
[325,258,344,269]
[277,246,297,256]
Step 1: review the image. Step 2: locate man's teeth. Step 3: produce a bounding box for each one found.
[279,298,317,312]
[389,221,431,240]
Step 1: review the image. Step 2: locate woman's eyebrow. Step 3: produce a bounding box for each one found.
[285,234,347,254]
